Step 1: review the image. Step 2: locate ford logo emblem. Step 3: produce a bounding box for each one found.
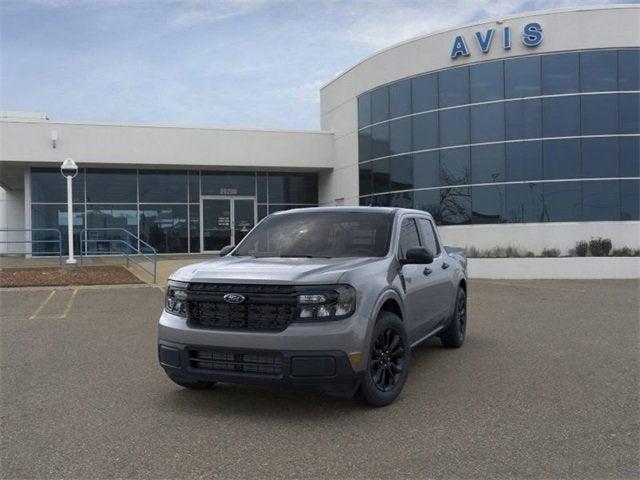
[223,293,245,304]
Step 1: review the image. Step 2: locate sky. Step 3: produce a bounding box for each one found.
[0,0,629,130]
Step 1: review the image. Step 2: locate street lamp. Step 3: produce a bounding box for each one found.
[60,158,78,265]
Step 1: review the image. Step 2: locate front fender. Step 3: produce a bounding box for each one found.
[360,288,405,367]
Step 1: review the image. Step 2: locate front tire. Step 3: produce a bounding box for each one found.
[440,287,467,348]
[166,372,216,390]
[358,311,410,407]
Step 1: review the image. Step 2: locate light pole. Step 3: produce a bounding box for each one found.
[60,158,78,265]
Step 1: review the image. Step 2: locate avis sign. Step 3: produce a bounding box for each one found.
[450,22,543,59]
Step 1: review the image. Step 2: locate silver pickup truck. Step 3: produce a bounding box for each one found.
[158,207,468,406]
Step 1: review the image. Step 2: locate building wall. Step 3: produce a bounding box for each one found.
[0,186,26,254]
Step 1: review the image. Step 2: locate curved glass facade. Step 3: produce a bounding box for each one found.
[358,49,640,224]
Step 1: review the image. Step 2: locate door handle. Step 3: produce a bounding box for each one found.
[441,262,449,270]
[423,267,432,276]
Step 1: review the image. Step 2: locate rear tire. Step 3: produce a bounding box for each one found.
[440,287,467,348]
[166,372,216,390]
[358,311,410,407]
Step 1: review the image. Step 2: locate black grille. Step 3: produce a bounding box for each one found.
[188,348,283,376]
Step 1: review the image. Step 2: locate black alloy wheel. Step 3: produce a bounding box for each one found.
[370,327,406,392]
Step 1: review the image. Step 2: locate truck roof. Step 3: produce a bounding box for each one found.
[271,206,434,218]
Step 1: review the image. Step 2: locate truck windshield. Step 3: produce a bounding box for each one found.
[233,211,394,258]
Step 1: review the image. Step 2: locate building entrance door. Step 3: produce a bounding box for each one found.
[200,196,256,252]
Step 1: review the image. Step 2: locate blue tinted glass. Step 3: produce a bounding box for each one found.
[87,204,138,254]
[189,204,199,252]
[620,137,640,177]
[581,94,618,135]
[371,123,390,158]
[505,56,541,98]
[413,152,439,188]
[439,147,470,186]
[31,204,84,255]
[505,99,542,140]
[412,74,438,112]
[358,93,372,128]
[267,173,317,203]
[371,87,389,123]
[439,107,469,147]
[544,139,581,180]
[370,194,391,207]
[439,187,471,225]
[582,137,619,178]
[471,144,505,183]
[583,181,620,221]
[580,51,618,92]
[86,169,137,203]
[505,183,543,223]
[189,171,200,202]
[390,155,413,191]
[139,170,187,203]
[542,52,579,94]
[543,96,580,137]
[412,112,438,150]
[257,173,267,202]
[389,117,412,155]
[390,79,411,118]
[31,168,85,203]
[359,163,373,196]
[413,189,441,220]
[619,49,640,91]
[543,182,581,222]
[621,180,640,220]
[470,61,504,102]
[439,67,469,107]
[470,103,504,143]
[359,128,373,162]
[258,204,268,221]
[619,93,640,134]
[390,191,414,209]
[506,141,543,181]
[472,185,505,224]
[372,158,390,194]
[140,205,188,253]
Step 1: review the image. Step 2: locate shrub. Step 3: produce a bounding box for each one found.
[574,240,589,257]
[541,247,561,257]
[610,247,640,257]
[589,237,612,257]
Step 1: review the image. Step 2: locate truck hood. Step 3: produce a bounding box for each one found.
[169,256,379,285]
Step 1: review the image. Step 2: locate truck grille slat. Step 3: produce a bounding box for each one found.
[188,349,283,376]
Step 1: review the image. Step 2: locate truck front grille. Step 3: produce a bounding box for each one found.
[188,348,283,376]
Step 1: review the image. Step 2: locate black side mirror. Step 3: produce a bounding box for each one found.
[400,247,434,265]
[219,245,234,257]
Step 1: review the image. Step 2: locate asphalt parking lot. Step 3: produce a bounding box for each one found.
[1,280,638,479]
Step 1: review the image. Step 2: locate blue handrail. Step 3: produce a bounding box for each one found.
[0,228,63,265]
[79,228,157,283]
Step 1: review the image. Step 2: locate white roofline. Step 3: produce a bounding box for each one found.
[320,4,639,91]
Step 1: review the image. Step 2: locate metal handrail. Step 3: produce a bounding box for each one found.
[0,228,63,265]
[79,228,157,283]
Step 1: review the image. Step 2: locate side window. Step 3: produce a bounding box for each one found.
[398,218,421,258]
[417,218,441,256]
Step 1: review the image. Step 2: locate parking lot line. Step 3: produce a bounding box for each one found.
[28,289,55,320]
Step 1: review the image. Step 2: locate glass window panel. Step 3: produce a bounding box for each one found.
[31,204,84,256]
[268,173,317,203]
[390,79,411,118]
[31,168,85,203]
[470,103,504,143]
[581,94,618,135]
[621,180,640,220]
[506,141,543,182]
[439,67,469,107]
[188,171,200,202]
[580,50,618,92]
[189,204,200,253]
[582,137,619,178]
[542,52,579,95]
[257,173,267,202]
[582,181,620,221]
[85,204,137,254]
[543,182,581,222]
[413,152,439,189]
[505,99,542,140]
[398,218,421,258]
[472,185,505,224]
[359,162,373,196]
[139,205,188,253]
[543,139,581,180]
[258,204,268,221]
[439,187,471,225]
[371,87,389,123]
[543,96,580,137]
[505,183,544,223]
[358,93,372,128]
[371,123,390,158]
[389,117,412,155]
[412,73,438,113]
[412,112,438,151]
[620,137,640,177]
[370,193,391,207]
[390,191,413,209]
[202,171,254,196]
[413,189,441,221]
[372,158,390,194]
[416,218,440,254]
[439,147,470,186]
[619,93,640,134]
[619,49,640,91]
[505,56,541,98]
[470,61,504,102]
[86,169,136,203]
[359,128,373,162]
[439,107,469,147]
[471,144,505,184]
[139,170,187,203]
[389,155,413,191]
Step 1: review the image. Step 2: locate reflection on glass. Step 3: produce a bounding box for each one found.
[372,158,390,194]
[505,56,541,98]
[470,103,504,143]
[439,67,469,107]
[413,152,439,189]
[582,181,620,221]
[619,93,640,134]
[505,183,543,223]
[505,99,541,140]
[390,79,411,118]
[438,187,471,225]
[359,162,373,196]
[542,96,580,137]
[581,94,618,135]
[188,171,200,202]
[31,168,85,203]
[31,204,84,255]
[139,170,187,203]
[371,123,390,158]
[201,172,254,196]
[472,185,505,224]
[582,137,619,178]
[543,182,581,222]
[86,169,137,203]
[439,148,470,186]
[371,87,389,123]
[618,49,640,91]
[620,137,640,177]
[542,52,579,94]
[505,142,543,182]
[543,139,580,180]
[580,50,618,92]
[268,173,317,203]
[140,205,188,253]
[201,200,231,251]
[359,128,373,162]
[86,204,138,254]
[389,117,412,155]
[412,112,438,151]
[470,61,504,102]
[439,108,469,147]
[189,204,200,253]
[389,155,413,192]
[412,73,438,113]
[358,93,371,128]
[413,189,440,219]
[471,144,505,184]
[620,180,640,220]
[234,199,255,245]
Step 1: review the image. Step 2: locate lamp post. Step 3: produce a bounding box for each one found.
[60,158,78,265]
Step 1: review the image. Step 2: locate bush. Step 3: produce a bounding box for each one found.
[574,240,589,257]
[589,237,612,257]
[610,247,640,257]
[541,247,561,257]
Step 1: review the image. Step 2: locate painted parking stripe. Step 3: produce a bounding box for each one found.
[29,290,56,320]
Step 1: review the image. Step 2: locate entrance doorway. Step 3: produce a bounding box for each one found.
[200,196,256,252]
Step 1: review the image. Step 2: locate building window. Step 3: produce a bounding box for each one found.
[139,170,188,203]
[439,66,469,108]
[389,79,411,118]
[86,169,136,203]
[470,61,504,103]
[411,73,438,113]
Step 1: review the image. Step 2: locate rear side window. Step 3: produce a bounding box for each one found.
[417,218,440,255]
[398,218,421,258]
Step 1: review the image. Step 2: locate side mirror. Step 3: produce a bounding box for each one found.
[219,245,234,257]
[400,247,434,265]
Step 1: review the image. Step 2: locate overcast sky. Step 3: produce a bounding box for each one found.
[0,0,627,130]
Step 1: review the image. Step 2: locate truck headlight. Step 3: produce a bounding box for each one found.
[166,280,189,317]
[296,285,356,321]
